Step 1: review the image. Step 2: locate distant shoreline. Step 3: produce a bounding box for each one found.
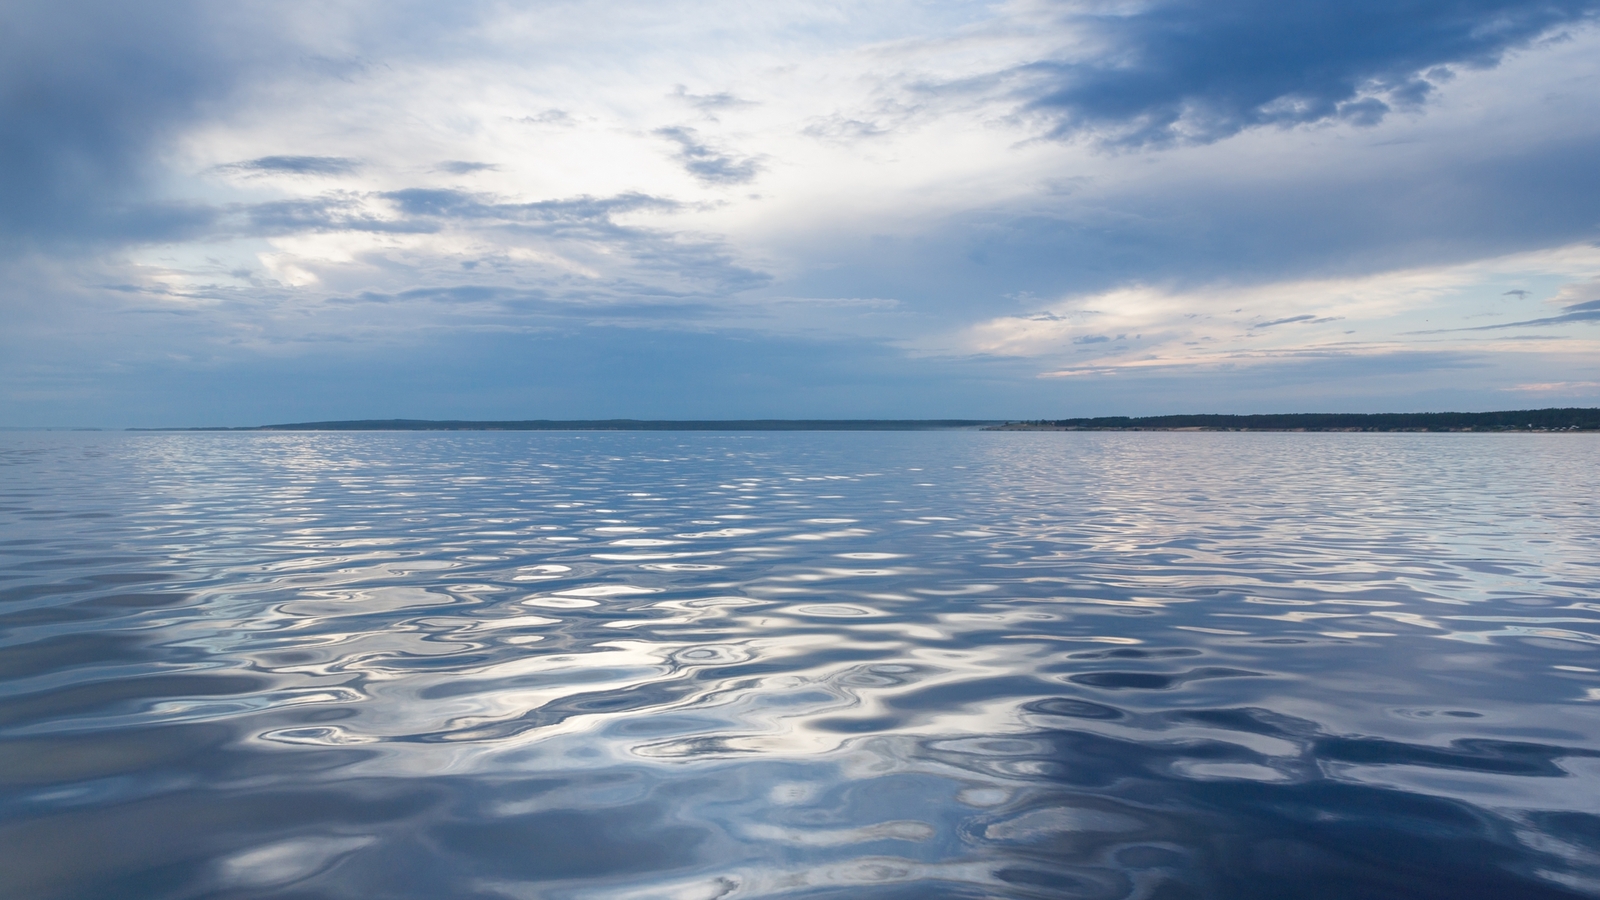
[985,408,1599,432]
[117,408,1600,432]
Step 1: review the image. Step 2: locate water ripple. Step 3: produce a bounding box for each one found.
[1,431,1598,898]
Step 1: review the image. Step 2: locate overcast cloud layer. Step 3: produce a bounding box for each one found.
[4,0,1599,425]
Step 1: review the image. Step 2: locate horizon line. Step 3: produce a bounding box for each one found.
[98,407,1600,432]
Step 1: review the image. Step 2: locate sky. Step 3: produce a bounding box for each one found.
[3,0,1600,425]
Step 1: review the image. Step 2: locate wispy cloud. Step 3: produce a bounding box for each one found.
[654,126,761,185]
[672,85,756,112]
[1468,297,1600,329]
[1506,380,1600,392]
[1414,279,1600,331]
[1253,314,1342,328]
[436,160,499,174]
[219,155,359,176]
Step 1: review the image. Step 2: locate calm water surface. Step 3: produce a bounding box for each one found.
[2,431,1598,899]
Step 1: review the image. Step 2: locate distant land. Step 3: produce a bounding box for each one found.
[123,409,1600,432]
[987,408,1600,432]
[134,419,999,432]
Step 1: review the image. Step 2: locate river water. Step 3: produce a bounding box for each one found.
[1,430,1597,899]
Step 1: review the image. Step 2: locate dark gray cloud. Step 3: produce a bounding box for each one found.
[0,1,277,243]
[786,125,1600,321]
[655,127,761,185]
[0,1,497,247]
[1014,0,1600,146]
[221,155,360,176]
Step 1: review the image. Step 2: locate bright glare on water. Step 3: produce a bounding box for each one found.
[1,430,1598,899]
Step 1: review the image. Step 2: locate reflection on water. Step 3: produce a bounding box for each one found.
[2,431,1598,898]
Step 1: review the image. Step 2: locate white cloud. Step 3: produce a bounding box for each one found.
[947,243,1600,376]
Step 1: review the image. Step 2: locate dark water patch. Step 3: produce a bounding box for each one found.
[1071,671,1179,689]
[0,723,235,787]
[84,591,195,609]
[1068,647,1203,660]
[814,714,905,733]
[4,556,155,574]
[1024,697,1127,720]
[0,632,147,679]
[0,582,94,605]
[0,780,445,899]
[0,673,270,729]
[1315,736,1598,776]
[1067,668,1264,690]
[0,604,112,628]
[1169,706,1316,737]
[418,681,709,742]
[932,723,1597,900]
[1526,810,1600,854]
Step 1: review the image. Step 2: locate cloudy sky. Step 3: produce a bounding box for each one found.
[4,0,1599,425]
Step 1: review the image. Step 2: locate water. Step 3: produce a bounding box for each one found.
[2,430,1598,899]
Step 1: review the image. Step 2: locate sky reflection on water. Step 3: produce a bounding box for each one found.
[1,431,1598,899]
